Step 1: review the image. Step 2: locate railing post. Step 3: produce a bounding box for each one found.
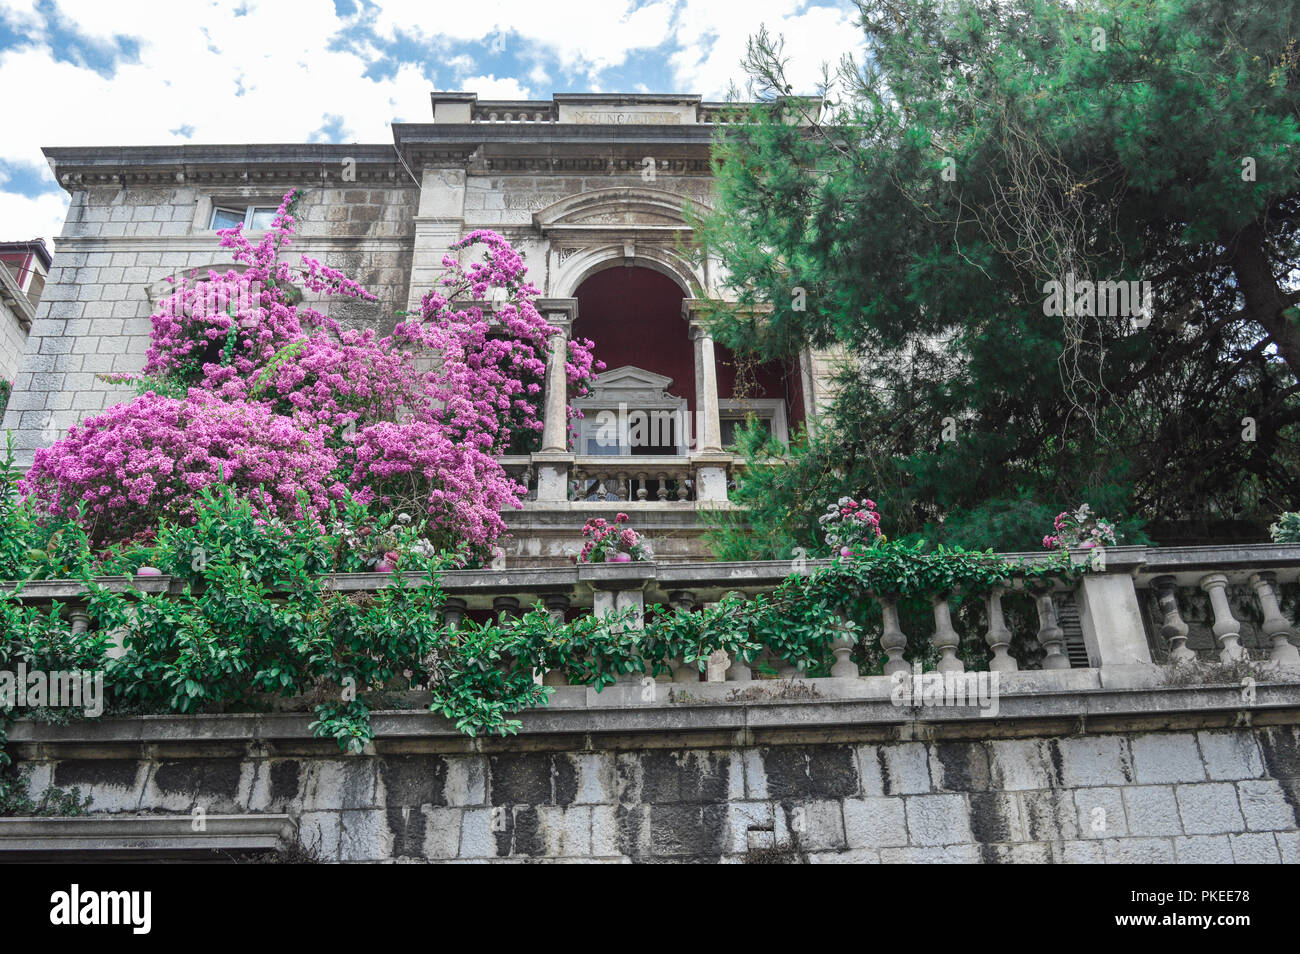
[1151,575,1195,664]
[1249,572,1299,666]
[1199,573,1244,663]
[1074,556,1153,666]
[879,596,909,676]
[984,586,1017,672]
[930,594,964,673]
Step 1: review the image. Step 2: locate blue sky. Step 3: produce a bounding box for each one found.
[0,0,862,247]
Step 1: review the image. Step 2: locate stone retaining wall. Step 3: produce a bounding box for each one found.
[9,689,1300,863]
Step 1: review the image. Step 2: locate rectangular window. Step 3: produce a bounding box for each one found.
[210,205,279,231]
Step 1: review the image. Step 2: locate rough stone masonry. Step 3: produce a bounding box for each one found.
[10,701,1300,863]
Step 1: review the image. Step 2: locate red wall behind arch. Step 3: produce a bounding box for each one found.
[573,265,805,432]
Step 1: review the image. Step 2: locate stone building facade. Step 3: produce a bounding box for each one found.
[1,93,841,564]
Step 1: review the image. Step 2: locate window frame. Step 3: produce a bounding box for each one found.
[209,204,280,232]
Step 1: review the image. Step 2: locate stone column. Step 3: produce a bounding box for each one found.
[1249,572,1299,665]
[1151,576,1196,664]
[690,322,723,454]
[684,304,730,503]
[533,299,578,502]
[1199,573,1244,663]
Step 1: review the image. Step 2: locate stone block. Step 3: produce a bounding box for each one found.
[1122,785,1182,837]
[1173,835,1233,864]
[1175,783,1244,835]
[859,742,931,796]
[1229,832,1280,863]
[1130,732,1206,784]
[905,793,971,846]
[1235,779,1298,831]
[1075,786,1128,838]
[843,796,908,849]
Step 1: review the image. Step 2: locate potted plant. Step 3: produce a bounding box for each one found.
[576,513,651,563]
[819,496,882,559]
[1042,504,1118,551]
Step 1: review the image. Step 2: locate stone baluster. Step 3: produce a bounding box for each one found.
[930,594,964,673]
[1249,572,1300,665]
[721,591,752,681]
[829,619,859,677]
[1199,573,1244,662]
[1151,575,1195,664]
[1033,586,1070,670]
[635,473,649,501]
[656,473,670,501]
[441,598,467,630]
[879,596,909,676]
[542,594,571,686]
[616,588,647,686]
[669,591,701,683]
[983,586,1018,672]
[68,608,91,637]
[493,595,521,621]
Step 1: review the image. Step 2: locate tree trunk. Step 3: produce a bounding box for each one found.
[1231,223,1300,379]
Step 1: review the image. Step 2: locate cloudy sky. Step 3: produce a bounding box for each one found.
[0,0,862,248]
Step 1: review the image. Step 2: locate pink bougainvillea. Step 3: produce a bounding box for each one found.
[21,190,599,551]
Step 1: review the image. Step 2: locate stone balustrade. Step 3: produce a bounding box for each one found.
[8,543,1300,706]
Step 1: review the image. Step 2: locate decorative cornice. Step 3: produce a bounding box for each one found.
[43,144,410,191]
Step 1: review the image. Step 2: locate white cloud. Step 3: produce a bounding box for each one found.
[0,0,865,248]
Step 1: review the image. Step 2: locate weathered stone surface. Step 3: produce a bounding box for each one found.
[1131,733,1206,784]
[842,797,908,849]
[1175,783,1244,835]
[12,716,1300,863]
[1197,730,1264,781]
[905,794,972,846]
[1122,785,1182,837]
[1235,780,1297,831]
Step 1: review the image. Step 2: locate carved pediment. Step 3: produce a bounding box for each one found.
[579,365,682,406]
[533,187,707,232]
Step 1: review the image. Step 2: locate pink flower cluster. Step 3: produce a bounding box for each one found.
[576,513,650,563]
[820,496,883,557]
[1042,504,1117,550]
[22,191,599,551]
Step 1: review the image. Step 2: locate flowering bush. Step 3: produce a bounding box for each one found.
[20,191,598,554]
[1042,503,1118,550]
[1269,512,1300,544]
[819,496,882,557]
[577,513,652,563]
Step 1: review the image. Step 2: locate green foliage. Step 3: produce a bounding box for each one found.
[1270,511,1300,543]
[694,0,1300,556]
[0,380,10,419]
[0,768,90,817]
